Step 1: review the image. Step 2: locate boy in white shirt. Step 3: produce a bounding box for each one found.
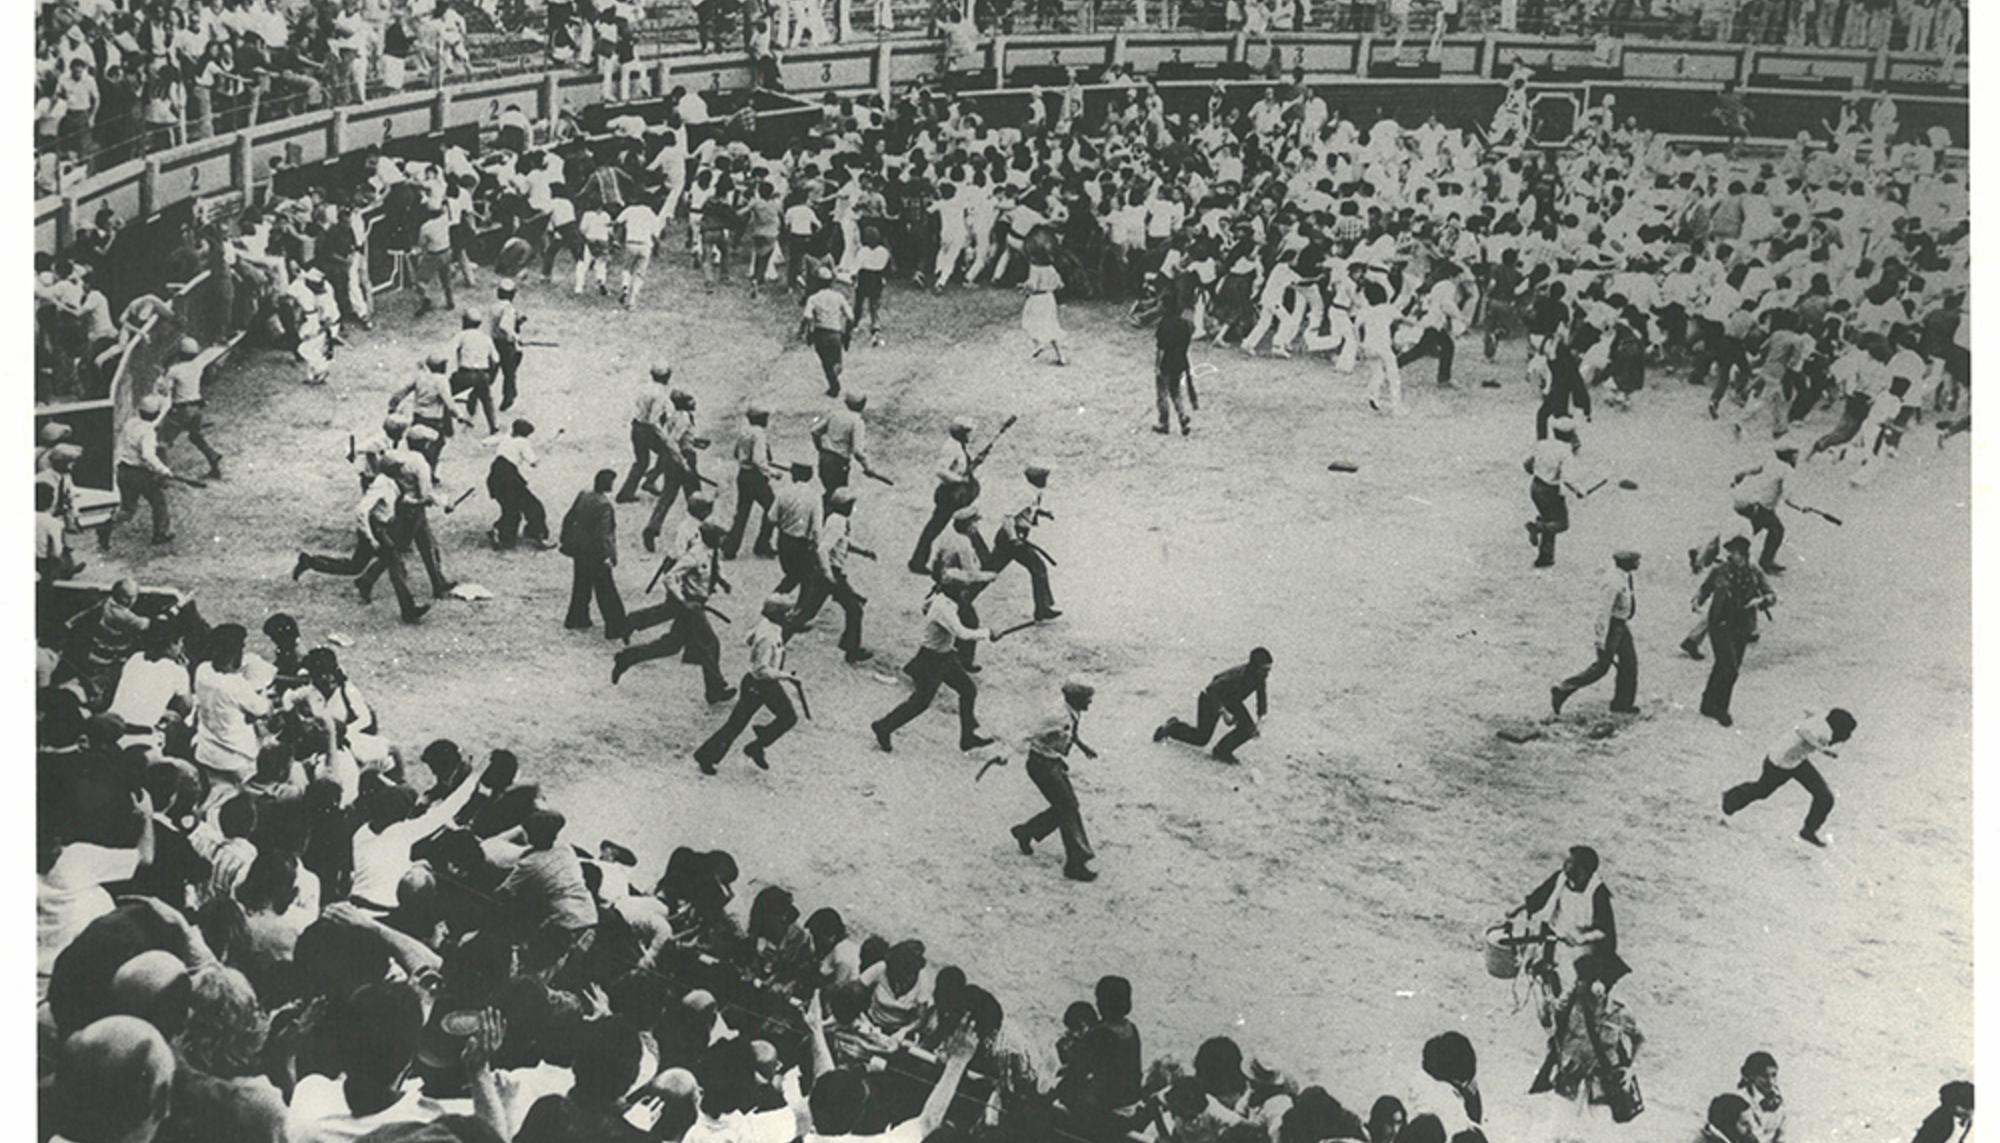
[1721,708,1856,846]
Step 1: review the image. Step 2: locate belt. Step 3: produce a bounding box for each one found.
[174,398,206,408]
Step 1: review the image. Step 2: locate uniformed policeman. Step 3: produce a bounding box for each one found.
[769,461,823,593]
[692,594,801,775]
[613,520,736,704]
[488,278,527,411]
[724,401,780,559]
[1009,678,1100,882]
[810,390,874,503]
[641,387,705,551]
[988,463,1059,621]
[908,416,977,574]
[788,486,874,664]
[617,363,675,503]
[871,569,996,754]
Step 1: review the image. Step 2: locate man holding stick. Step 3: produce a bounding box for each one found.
[810,390,878,502]
[908,416,995,575]
[987,463,1061,623]
[788,487,874,664]
[1154,647,1272,765]
[157,337,226,481]
[1729,445,1799,575]
[294,471,430,624]
[769,461,823,593]
[361,427,455,602]
[612,520,735,704]
[641,388,707,553]
[107,395,177,546]
[1694,535,1776,728]
[1009,678,1101,883]
[484,417,553,550]
[722,401,780,560]
[1525,417,1590,569]
[488,278,527,412]
[693,594,803,775]
[617,364,675,503]
[871,569,997,754]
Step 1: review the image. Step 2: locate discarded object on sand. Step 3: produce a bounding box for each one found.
[448,583,495,601]
[1327,460,1360,473]
[1495,724,1543,744]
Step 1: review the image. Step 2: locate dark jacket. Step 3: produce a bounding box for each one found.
[560,489,618,564]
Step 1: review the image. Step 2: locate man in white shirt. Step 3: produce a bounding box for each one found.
[485,418,552,549]
[692,595,802,774]
[349,757,488,909]
[1721,708,1857,847]
[616,200,662,308]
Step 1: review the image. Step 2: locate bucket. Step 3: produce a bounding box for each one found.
[1483,925,1521,980]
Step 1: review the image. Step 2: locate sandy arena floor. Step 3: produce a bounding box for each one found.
[97,252,1971,1137]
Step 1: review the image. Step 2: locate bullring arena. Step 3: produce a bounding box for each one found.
[31,7,1975,1143]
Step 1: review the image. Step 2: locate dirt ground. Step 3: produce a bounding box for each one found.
[101,253,1971,1138]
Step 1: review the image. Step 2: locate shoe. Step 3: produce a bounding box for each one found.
[565,619,592,631]
[1798,829,1827,848]
[1212,750,1240,764]
[1153,722,1172,743]
[961,732,995,751]
[871,720,893,752]
[206,464,223,481]
[611,653,631,686]
[697,761,719,776]
[641,530,658,554]
[1760,562,1786,575]
[1063,864,1099,882]
[1532,558,1554,569]
[292,553,309,581]
[906,560,929,576]
[1550,686,1568,716]
[1152,424,1170,435]
[1010,824,1034,856]
[151,533,175,545]
[845,647,875,664]
[744,741,769,770]
[1181,421,1192,436]
[753,544,776,558]
[964,663,982,674]
[401,603,431,623]
[1708,711,1733,728]
[1609,703,1641,715]
[1687,547,1700,574]
[1680,640,1705,660]
[1526,522,1539,548]
[358,581,375,604]
[615,493,640,504]
[531,538,558,551]
[708,686,737,705]
[1035,608,1063,622]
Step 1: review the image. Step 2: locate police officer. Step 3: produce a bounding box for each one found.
[988,463,1059,622]
[157,337,224,480]
[908,416,977,574]
[871,569,996,754]
[617,363,675,504]
[693,594,801,775]
[613,520,736,705]
[723,400,780,559]
[1009,678,1100,882]
[769,461,822,593]
[641,387,705,553]
[109,395,175,546]
[1525,416,1588,569]
[810,390,875,503]
[488,278,527,411]
[789,486,873,664]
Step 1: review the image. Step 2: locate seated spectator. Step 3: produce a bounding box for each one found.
[858,939,933,1038]
[514,1015,649,1143]
[348,756,489,911]
[192,624,272,791]
[1064,974,1143,1127]
[48,1015,178,1143]
[805,1000,979,1143]
[494,809,599,938]
[190,794,260,908]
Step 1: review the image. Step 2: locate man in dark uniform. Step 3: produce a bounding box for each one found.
[1694,535,1775,727]
[1009,678,1100,882]
[560,468,627,637]
[642,387,706,553]
[1550,549,1641,717]
[810,390,874,504]
[788,486,873,664]
[1153,647,1272,764]
[870,569,996,753]
[769,461,823,594]
[617,364,674,503]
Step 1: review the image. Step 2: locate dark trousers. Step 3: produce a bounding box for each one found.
[620,599,729,696]
[988,531,1056,615]
[775,534,815,593]
[619,421,665,501]
[299,530,377,577]
[791,569,866,653]
[644,464,697,539]
[1156,362,1191,429]
[1162,690,1255,759]
[1019,751,1093,868]
[453,368,498,434]
[877,647,980,744]
[1701,622,1749,719]
[113,464,170,542]
[725,467,776,558]
[694,674,798,766]
[1529,478,1568,566]
[159,403,222,472]
[360,503,449,597]
[344,524,421,617]
[818,450,852,500]
[565,555,627,632]
[1809,394,1871,458]
[1556,620,1637,709]
[811,328,845,395]
[909,482,972,570]
[488,457,547,545]
[1695,333,1749,406]
[1723,758,1834,836]
[1735,502,1785,569]
[497,345,523,409]
[412,415,451,476]
[1398,326,1457,386]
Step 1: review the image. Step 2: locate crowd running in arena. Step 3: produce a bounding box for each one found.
[34,3,1971,1139]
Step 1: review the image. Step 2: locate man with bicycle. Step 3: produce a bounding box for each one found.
[1505,845,1629,1003]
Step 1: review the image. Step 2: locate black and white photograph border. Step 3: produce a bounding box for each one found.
[12,5,1995,1143]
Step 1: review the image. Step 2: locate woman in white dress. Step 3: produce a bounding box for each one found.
[1020,253,1067,366]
